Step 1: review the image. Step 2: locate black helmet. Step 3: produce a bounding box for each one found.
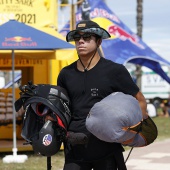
[22,84,71,129]
[32,120,62,157]
[15,82,71,156]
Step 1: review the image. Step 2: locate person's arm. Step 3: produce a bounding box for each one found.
[134,91,148,119]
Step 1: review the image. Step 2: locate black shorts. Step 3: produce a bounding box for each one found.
[63,152,127,170]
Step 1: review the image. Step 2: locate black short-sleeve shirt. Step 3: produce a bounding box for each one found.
[57,57,139,161]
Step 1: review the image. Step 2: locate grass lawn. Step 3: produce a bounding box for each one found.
[0,116,170,170]
[0,151,64,170]
[153,116,170,140]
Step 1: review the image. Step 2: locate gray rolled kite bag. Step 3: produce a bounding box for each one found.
[86,92,158,147]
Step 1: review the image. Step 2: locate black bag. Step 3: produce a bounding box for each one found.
[126,116,158,146]
[15,82,72,153]
[21,105,44,143]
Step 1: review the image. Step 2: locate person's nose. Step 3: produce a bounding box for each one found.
[79,36,84,41]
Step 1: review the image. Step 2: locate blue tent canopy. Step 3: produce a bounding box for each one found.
[0,20,74,50]
[60,0,170,84]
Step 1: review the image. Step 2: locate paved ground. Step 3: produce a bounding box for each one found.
[123,139,170,170]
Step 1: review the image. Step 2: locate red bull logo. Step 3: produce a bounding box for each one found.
[5,36,32,42]
[108,24,145,49]
[2,36,37,47]
[92,17,144,49]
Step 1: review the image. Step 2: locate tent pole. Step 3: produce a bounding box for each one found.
[12,49,17,156]
[2,50,28,163]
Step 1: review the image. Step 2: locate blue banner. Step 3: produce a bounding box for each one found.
[60,0,170,83]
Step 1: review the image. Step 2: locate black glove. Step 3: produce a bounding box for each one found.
[66,131,89,145]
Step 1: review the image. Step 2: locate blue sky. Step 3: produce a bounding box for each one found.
[105,0,170,61]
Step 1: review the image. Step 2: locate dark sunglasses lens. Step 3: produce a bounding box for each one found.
[73,34,81,41]
[73,33,92,41]
[82,33,91,41]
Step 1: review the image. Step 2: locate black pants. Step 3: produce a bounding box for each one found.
[63,153,127,170]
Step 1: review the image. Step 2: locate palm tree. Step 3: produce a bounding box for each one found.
[135,0,143,89]
[137,0,143,38]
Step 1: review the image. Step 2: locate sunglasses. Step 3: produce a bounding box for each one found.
[73,33,96,41]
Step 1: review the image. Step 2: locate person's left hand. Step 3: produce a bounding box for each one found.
[45,114,55,122]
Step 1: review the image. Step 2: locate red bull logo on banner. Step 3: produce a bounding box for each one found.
[5,36,32,42]
[108,24,144,49]
[90,6,145,49]
[60,0,145,50]
[2,36,37,47]
[90,11,144,49]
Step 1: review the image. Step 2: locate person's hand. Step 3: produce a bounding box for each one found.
[143,112,149,119]
[45,114,55,122]
[17,106,25,116]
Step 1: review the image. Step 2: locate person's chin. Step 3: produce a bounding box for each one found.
[78,51,87,56]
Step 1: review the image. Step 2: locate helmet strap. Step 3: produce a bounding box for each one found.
[78,48,98,72]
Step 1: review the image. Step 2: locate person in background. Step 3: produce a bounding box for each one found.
[164,99,170,117]
[146,99,157,117]
[159,100,169,117]
[167,98,170,117]
[57,20,148,170]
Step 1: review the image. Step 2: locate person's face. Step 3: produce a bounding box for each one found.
[73,32,100,57]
